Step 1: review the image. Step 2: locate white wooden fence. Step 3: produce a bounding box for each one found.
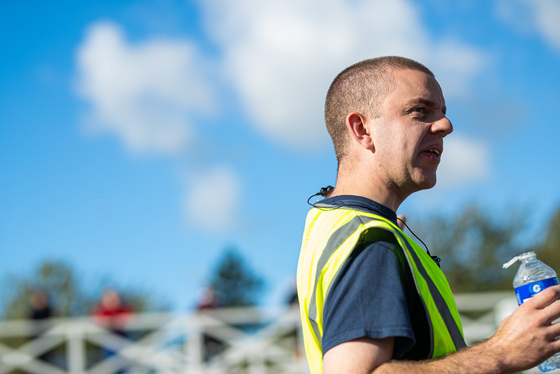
[0,292,541,374]
[0,306,306,374]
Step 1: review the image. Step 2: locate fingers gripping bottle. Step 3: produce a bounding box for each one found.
[503,251,560,372]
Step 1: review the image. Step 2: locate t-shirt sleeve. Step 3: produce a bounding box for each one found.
[321,240,415,358]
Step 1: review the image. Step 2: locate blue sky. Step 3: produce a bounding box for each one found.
[2,0,560,312]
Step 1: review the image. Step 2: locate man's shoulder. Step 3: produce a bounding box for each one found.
[314,195,398,224]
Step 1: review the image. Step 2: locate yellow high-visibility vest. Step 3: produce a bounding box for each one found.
[297,204,466,373]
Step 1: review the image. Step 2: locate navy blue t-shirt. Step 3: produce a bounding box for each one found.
[319,195,430,360]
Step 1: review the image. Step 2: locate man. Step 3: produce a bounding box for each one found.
[297,56,560,373]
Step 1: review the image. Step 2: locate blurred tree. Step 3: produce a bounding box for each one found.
[0,259,169,319]
[412,204,534,293]
[537,205,560,270]
[207,248,264,307]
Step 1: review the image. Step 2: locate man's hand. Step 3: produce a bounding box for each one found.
[486,284,560,371]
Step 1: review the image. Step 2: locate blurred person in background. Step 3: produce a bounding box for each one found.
[28,290,57,366]
[196,286,220,311]
[28,290,52,321]
[92,288,134,335]
[195,286,225,362]
[92,288,134,372]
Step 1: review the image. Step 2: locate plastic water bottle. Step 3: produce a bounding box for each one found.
[503,251,560,372]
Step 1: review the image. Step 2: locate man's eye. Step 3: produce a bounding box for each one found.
[414,107,426,113]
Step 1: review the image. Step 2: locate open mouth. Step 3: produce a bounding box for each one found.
[426,148,441,157]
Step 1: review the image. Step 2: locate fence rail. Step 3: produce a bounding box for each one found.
[0,292,538,374]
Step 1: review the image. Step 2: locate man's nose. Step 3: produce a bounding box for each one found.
[433,115,453,137]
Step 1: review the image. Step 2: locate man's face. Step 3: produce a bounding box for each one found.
[368,68,453,197]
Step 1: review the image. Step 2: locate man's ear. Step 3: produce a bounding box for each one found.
[346,112,374,151]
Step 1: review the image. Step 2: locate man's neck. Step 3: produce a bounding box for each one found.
[330,179,406,212]
[329,164,410,212]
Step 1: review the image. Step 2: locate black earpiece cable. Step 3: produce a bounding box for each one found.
[306,185,334,205]
[397,216,441,267]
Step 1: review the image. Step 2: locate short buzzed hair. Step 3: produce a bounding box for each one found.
[325,56,434,164]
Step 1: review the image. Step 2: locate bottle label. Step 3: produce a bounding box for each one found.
[515,277,559,305]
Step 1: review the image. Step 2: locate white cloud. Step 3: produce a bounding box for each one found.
[183,167,242,231]
[524,0,560,51]
[429,39,488,97]
[75,21,214,155]
[497,0,560,52]
[72,4,492,230]
[437,135,490,187]
[197,0,487,148]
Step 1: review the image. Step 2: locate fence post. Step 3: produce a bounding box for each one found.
[184,315,204,374]
[66,320,86,374]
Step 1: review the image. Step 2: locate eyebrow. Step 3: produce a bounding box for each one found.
[407,98,447,115]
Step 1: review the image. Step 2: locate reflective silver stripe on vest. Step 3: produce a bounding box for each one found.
[392,229,467,353]
[308,214,376,345]
[307,207,466,355]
